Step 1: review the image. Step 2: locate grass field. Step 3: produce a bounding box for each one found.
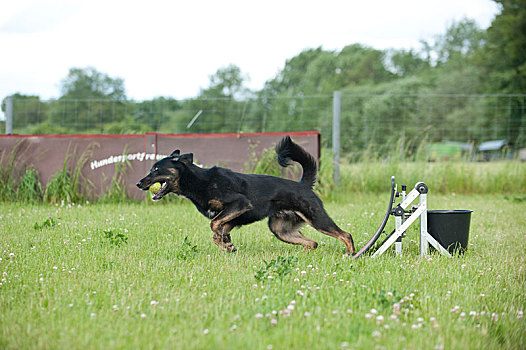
[1,193,525,349]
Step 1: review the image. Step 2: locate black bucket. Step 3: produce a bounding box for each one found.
[427,210,473,254]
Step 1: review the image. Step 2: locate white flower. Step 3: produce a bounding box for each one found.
[376,315,384,325]
[255,313,263,319]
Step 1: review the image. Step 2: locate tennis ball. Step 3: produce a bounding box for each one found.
[149,182,162,193]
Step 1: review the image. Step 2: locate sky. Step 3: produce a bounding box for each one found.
[1,0,500,106]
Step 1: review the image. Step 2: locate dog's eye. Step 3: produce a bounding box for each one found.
[152,167,158,172]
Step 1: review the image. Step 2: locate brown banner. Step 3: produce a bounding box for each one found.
[0,131,320,200]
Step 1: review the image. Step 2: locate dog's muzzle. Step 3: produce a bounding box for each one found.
[136,178,150,191]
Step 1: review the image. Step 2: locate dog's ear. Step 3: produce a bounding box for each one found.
[170,149,180,158]
[178,153,193,165]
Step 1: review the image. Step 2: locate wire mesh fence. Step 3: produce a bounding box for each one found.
[4,93,525,159]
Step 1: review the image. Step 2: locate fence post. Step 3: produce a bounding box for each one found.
[5,95,13,134]
[332,91,341,185]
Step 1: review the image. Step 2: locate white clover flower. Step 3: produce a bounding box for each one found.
[376,315,384,325]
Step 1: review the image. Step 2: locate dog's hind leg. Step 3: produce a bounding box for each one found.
[210,195,253,252]
[295,211,355,255]
[268,213,318,250]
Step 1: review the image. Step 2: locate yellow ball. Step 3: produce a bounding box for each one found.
[149,182,162,193]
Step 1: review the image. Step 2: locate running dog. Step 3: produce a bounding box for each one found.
[136,136,355,255]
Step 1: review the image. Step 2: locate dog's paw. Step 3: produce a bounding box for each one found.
[225,244,237,253]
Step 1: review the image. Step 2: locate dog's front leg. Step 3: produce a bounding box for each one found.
[212,224,236,252]
[210,195,252,252]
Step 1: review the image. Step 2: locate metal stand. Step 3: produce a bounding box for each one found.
[372,182,451,258]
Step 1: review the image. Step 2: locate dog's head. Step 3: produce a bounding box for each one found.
[136,149,193,201]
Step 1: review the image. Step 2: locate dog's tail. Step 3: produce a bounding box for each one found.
[275,136,317,189]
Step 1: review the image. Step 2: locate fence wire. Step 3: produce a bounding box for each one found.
[4,93,525,159]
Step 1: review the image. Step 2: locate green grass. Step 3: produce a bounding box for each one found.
[319,161,526,202]
[0,194,524,349]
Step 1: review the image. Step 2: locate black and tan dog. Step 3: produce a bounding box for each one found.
[136,136,355,255]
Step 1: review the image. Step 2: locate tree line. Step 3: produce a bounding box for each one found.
[2,1,525,153]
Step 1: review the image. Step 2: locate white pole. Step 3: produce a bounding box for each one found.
[5,95,13,134]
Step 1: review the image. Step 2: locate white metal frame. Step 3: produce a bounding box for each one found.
[372,182,451,258]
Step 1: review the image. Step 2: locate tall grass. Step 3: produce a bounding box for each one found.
[43,146,92,204]
[1,142,525,204]
[100,150,132,203]
[16,168,43,203]
[245,146,526,202]
[0,143,20,202]
[245,146,283,177]
[331,161,526,198]
[0,141,44,202]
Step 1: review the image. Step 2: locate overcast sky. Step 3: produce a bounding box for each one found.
[1,0,499,104]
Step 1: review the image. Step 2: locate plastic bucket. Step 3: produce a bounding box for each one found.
[427,210,473,254]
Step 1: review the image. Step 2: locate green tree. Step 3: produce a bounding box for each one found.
[60,67,126,100]
[199,64,249,99]
[186,64,252,133]
[431,18,486,67]
[2,93,47,132]
[476,0,526,92]
[388,49,430,77]
[50,67,128,133]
